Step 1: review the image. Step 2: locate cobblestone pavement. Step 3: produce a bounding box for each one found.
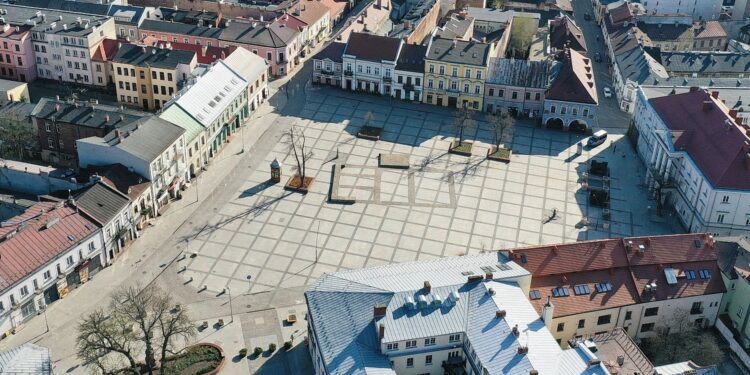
[180,87,675,297]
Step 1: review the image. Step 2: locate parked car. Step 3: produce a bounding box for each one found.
[584,13,591,20]
[603,87,612,98]
[594,52,602,62]
[587,130,608,147]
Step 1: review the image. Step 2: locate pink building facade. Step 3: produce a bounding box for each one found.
[0,25,36,82]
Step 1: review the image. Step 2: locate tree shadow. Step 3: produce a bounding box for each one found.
[239,180,276,199]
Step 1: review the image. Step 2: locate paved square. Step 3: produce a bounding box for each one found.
[182,89,672,293]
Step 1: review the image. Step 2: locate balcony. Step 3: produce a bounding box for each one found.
[344,70,353,76]
[383,76,392,83]
[321,69,336,76]
[403,83,414,92]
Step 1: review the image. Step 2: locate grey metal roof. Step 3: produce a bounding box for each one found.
[223,47,269,82]
[426,37,491,66]
[660,52,750,75]
[108,5,147,26]
[464,8,539,24]
[0,343,53,375]
[0,4,112,37]
[96,116,185,162]
[395,43,426,73]
[306,252,612,375]
[113,44,196,69]
[140,19,223,39]
[74,181,130,226]
[486,57,557,88]
[219,21,298,48]
[609,27,668,85]
[14,0,111,15]
[31,97,147,129]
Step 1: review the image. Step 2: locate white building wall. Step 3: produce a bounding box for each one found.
[342,56,398,95]
[392,70,423,101]
[640,0,722,21]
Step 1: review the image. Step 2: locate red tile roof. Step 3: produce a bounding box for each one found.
[92,38,122,62]
[510,234,725,318]
[694,21,726,39]
[546,48,598,104]
[649,89,750,190]
[549,15,587,52]
[140,37,235,64]
[0,202,99,292]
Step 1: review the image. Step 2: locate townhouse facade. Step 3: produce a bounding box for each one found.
[139,19,222,48]
[311,41,344,87]
[222,47,268,113]
[638,0,721,21]
[341,32,402,95]
[511,234,725,347]
[542,49,598,132]
[0,23,36,82]
[292,0,330,51]
[158,105,206,178]
[74,180,134,264]
[111,44,197,110]
[423,37,492,110]
[393,43,425,102]
[632,87,750,236]
[90,38,120,88]
[484,58,553,117]
[0,201,105,338]
[31,97,147,168]
[76,115,188,216]
[220,20,301,77]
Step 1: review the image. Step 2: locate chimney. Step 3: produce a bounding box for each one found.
[541,296,554,330]
[379,323,385,339]
[373,304,387,319]
[201,45,208,56]
[142,46,147,54]
[512,324,519,336]
[496,310,506,318]
[485,272,493,279]
[105,114,110,123]
[115,129,123,141]
[711,91,720,99]
[423,281,431,293]
[702,101,712,111]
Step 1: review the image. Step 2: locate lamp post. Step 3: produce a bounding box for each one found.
[227,286,234,324]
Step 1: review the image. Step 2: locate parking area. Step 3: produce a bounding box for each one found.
[181,88,674,294]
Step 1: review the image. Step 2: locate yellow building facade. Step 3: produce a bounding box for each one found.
[423,38,493,110]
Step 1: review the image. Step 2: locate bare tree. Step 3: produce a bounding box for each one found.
[77,309,140,374]
[283,125,314,187]
[363,111,374,127]
[113,286,164,374]
[158,304,196,373]
[0,106,34,161]
[487,111,514,150]
[452,107,475,146]
[641,308,724,366]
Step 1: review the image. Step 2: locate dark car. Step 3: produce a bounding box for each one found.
[583,13,591,20]
[594,52,602,62]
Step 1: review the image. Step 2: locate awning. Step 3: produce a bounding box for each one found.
[168,176,182,192]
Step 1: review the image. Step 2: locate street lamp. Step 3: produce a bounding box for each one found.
[226,286,234,324]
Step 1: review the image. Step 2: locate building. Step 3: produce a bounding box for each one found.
[0,201,105,337]
[717,237,750,349]
[311,41,344,87]
[110,5,153,41]
[90,38,121,88]
[219,20,301,77]
[0,21,35,83]
[542,49,598,132]
[306,252,611,375]
[111,44,197,111]
[484,58,555,117]
[165,60,248,160]
[692,21,727,51]
[393,43,426,102]
[636,16,695,53]
[158,105,206,178]
[140,37,234,64]
[0,159,84,196]
[291,0,331,51]
[76,116,188,215]
[0,79,28,104]
[510,234,725,346]
[74,181,133,264]
[637,0,721,21]
[434,12,474,42]
[31,97,147,168]
[153,7,222,28]
[0,343,53,374]
[632,88,750,235]
[658,51,750,78]
[423,37,493,110]
[86,163,154,229]
[548,15,587,53]
[639,82,750,126]
[138,19,222,49]
[336,0,392,42]
[341,32,402,95]
[222,46,269,113]
[390,0,441,45]
[464,8,518,36]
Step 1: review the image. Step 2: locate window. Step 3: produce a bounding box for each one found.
[406,358,414,368]
[405,340,416,348]
[597,314,611,325]
[20,285,28,297]
[449,334,461,342]
[557,322,565,332]
[550,106,556,113]
[43,270,51,280]
[386,343,398,351]
[520,254,528,263]
[624,311,632,320]
[573,284,591,295]
[66,255,74,266]
[463,84,469,93]
[699,269,711,279]
[476,70,482,79]
[474,85,480,94]
[465,68,471,78]
[529,290,541,300]
[439,65,445,75]
[640,323,655,332]
[429,64,434,73]
[685,270,696,280]
[644,307,659,317]
[718,213,726,223]
[578,319,585,329]
[424,337,435,346]
[722,195,729,203]
[489,88,494,96]
[511,91,518,99]
[499,89,504,97]
[535,93,541,101]
[88,242,95,252]
[525,92,531,100]
[552,287,569,297]
[595,282,613,293]
[425,355,433,365]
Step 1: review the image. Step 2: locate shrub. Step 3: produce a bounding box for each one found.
[253,347,263,356]
[283,341,292,351]
[268,343,277,353]
[239,348,248,357]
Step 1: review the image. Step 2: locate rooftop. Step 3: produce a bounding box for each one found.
[344,32,402,62]
[464,7,536,24]
[219,20,299,48]
[659,52,750,76]
[486,57,557,88]
[608,27,668,86]
[73,181,130,226]
[581,330,655,375]
[171,61,247,127]
[0,201,98,293]
[91,38,122,62]
[649,89,750,190]
[141,36,235,64]
[0,4,112,38]
[78,116,185,162]
[307,252,609,375]
[140,19,223,39]
[0,343,52,375]
[85,164,151,201]
[549,15,586,52]
[312,41,345,63]
[113,44,196,69]
[546,49,598,104]
[426,37,492,66]
[637,21,693,42]
[694,21,726,39]
[395,43,426,73]
[222,46,268,82]
[31,97,146,129]
[435,13,474,40]
[291,0,330,25]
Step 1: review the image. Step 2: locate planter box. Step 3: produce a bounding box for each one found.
[284,175,314,194]
[357,125,383,140]
[487,146,512,162]
[449,140,473,156]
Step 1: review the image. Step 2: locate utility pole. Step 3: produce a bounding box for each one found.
[227,286,234,324]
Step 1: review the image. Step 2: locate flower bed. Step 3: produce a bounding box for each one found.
[487,146,512,162]
[449,140,473,156]
[284,175,315,194]
[162,343,224,375]
[357,126,383,141]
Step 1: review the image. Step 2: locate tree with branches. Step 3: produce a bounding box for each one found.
[283,125,314,188]
[640,308,724,367]
[0,106,34,161]
[487,110,515,150]
[452,107,475,147]
[77,285,196,374]
[364,111,374,127]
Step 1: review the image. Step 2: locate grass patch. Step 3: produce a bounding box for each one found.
[449,140,473,156]
[162,345,223,375]
[488,146,512,162]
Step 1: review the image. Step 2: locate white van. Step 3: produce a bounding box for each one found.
[587,130,608,147]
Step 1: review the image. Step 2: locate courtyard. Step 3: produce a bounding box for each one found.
[180,88,674,294]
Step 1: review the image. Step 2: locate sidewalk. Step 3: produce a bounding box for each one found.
[0,81,297,374]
